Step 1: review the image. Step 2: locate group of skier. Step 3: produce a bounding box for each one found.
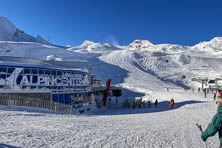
[153,98,175,109]
[191,87,220,100]
[131,98,175,109]
[131,99,152,109]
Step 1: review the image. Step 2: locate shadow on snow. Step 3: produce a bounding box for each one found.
[0,143,22,148]
[93,100,206,116]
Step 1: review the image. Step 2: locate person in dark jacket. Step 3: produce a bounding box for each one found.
[214,92,217,101]
[154,99,158,108]
[201,95,222,147]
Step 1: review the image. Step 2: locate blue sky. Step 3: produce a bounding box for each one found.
[1,0,222,46]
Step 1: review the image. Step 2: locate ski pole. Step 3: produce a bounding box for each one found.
[196,123,208,148]
[196,123,203,132]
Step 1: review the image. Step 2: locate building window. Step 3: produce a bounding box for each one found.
[24,68,31,74]
[39,69,45,75]
[51,70,56,76]
[57,70,62,76]
[31,68,38,75]
[45,69,50,75]
[7,67,15,74]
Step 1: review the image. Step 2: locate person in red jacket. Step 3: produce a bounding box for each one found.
[170,98,175,109]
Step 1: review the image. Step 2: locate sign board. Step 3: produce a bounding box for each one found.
[0,66,90,92]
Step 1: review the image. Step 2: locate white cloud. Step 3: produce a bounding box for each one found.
[104,34,119,46]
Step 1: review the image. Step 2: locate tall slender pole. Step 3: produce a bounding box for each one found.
[196,123,208,148]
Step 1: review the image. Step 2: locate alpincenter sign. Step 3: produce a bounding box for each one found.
[0,68,90,88]
[18,72,89,86]
[19,74,88,86]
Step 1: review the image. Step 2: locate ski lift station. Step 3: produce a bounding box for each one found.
[192,77,222,89]
[0,56,122,109]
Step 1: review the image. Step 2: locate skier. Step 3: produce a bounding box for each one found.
[132,100,136,109]
[207,88,209,94]
[203,88,207,98]
[214,92,217,101]
[198,88,200,93]
[170,98,174,109]
[138,99,142,108]
[155,99,158,108]
[192,88,194,93]
[148,100,151,108]
[108,98,111,109]
[201,95,222,147]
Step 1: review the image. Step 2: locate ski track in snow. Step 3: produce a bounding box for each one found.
[0,90,220,148]
[100,50,175,95]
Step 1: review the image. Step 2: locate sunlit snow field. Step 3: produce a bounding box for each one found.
[0,90,219,148]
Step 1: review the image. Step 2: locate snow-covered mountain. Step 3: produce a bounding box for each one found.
[1,36,222,97]
[66,37,222,96]
[128,40,153,50]
[127,39,188,53]
[0,41,88,61]
[0,17,51,45]
[68,40,120,53]
[190,37,222,54]
[1,16,222,97]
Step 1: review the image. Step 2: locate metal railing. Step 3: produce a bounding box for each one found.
[0,95,72,114]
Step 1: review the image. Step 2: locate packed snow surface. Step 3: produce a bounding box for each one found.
[0,41,88,61]
[0,90,220,148]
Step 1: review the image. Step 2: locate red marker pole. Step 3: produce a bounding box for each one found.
[103,79,111,106]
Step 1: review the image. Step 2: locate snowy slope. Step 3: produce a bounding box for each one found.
[0,90,219,148]
[1,36,222,96]
[68,38,222,96]
[128,39,188,53]
[0,41,88,61]
[68,40,120,54]
[191,37,222,53]
[2,16,222,94]
[1,16,222,93]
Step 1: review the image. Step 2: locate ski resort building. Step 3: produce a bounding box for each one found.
[0,56,122,113]
[0,56,93,106]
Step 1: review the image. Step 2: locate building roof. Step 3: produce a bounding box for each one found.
[0,56,91,73]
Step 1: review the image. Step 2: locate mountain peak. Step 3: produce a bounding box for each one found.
[0,16,16,40]
[132,40,153,45]
[128,40,153,50]
[81,40,95,47]
[0,16,52,45]
[211,37,222,42]
[191,37,222,53]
